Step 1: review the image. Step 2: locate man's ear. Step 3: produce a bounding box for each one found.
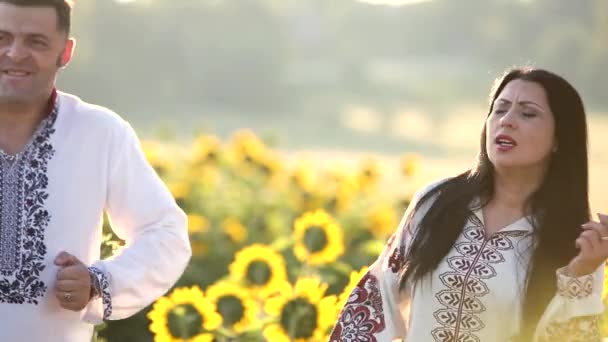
[58,38,76,67]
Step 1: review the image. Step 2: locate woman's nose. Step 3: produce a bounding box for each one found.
[499,110,517,128]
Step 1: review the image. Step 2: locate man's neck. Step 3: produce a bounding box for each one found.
[0,94,52,156]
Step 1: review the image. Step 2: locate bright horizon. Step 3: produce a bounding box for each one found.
[354,0,432,5]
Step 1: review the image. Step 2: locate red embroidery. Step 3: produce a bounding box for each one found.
[388,243,406,274]
[330,273,386,342]
[386,233,397,250]
[388,225,411,274]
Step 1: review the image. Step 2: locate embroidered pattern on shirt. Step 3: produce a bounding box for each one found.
[89,266,112,319]
[329,272,386,342]
[556,272,594,299]
[431,213,526,342]
[388,234,407,274]
[0,105,58,304]
[538,315,601,342]
[388,220,412,274]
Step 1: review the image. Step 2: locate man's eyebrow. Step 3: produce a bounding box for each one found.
[0,30,51,40]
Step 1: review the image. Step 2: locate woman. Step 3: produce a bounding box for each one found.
[330,67,608,342]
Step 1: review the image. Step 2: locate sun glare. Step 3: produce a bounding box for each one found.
[355,0,433,6]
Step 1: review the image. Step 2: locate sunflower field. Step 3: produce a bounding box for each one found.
[96,130,608,342]
[96,130,418,342]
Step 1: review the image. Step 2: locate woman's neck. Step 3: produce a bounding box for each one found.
[491,167,546,213]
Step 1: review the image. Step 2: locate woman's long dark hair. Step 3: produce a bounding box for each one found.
[398,67,589,341]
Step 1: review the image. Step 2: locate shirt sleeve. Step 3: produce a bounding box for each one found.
[81,120,191,324]
[533,265,605,342]
[329,182,439,341]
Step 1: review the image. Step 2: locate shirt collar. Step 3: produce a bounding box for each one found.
[44,88,58,118]
[469,197,535,234]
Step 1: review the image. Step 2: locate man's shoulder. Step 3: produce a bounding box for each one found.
[57,91,128,131]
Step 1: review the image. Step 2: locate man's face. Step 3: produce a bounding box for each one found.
[0,3,74,105]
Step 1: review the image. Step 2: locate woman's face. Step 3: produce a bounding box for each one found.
[486,79,557,172]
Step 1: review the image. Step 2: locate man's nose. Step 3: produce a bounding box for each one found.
[5,41,29,62]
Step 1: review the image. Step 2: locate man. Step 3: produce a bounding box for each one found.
[0,0,191,340]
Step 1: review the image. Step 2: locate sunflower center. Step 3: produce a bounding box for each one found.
[167,304,203,339]
[217,295,245,327]
[259,163,272,175]
[279,297,318,339]
[304,226,328,253]
[246,260,272,286]
[244,153,255,164]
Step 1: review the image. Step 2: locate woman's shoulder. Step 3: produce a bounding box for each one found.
[411,177,453,204]
[402,177,453,226]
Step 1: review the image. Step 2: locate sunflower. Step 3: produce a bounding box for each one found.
[357,158,381,192]
[367,205,398,239]
[228,132,283,181]
[229,244,287,298]
[148,286,222,342]
[290,162,316,192]
[188,214,210,257]
[318,167,359,212]
[293,210,344,265]
[188,214,210,235]
[263,278,337,342]
[142,140,173,177]
[169,181,190,199]
[401,153,420,178]
[332,176,359,212]
[205,282,258,333]
[221,218,248,244]
[258,151,283,179]
[292,188,324,213]
[229,130,267,165]
[231,130,266,152]
[191,134,221,166]
[168,181,192,210]
[337,266,369,309]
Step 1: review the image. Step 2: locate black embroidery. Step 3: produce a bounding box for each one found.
[0,104,58,304]
[432,213,526,342]
[557,271,594,299]
[89,266,112,319]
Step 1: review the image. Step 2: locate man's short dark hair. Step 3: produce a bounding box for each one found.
[0,0,73,34]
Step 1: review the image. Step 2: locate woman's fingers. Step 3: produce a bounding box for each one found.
[575,235,593,253]
[580,229,601,251]
[582,221,608,243]
[597,213,608,226]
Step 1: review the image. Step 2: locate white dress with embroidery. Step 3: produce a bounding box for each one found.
[330,180,604,342]
[0,92,191,341]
